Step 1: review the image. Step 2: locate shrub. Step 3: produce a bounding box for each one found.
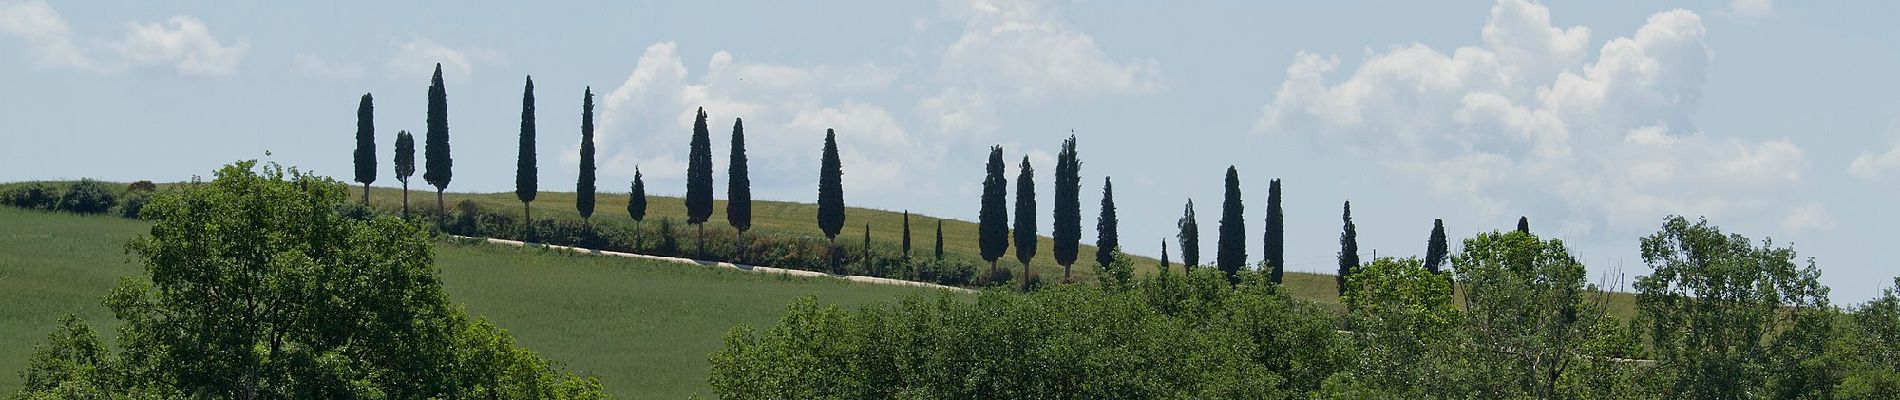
[127,180,157,192]
[4,183,60,210]
[55,179,117,214]
[119,191,152,219]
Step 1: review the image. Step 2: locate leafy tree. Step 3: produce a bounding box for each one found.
[1177,199,1199,271]
[1216,166,1246,284]
[978,145,1009,278]
[353,92,376,204]
[55,179,116,214]
[1516,216,1530,234]
[629,166,648,247]
[1424,219,1448,275]
[576,87,597,222]
[1634,216,1834,399]
[1337,201,1360,296]
[1326,257,1463,398]
[686,107,715,256]
[1265,178,1284,284]
[901,210,911,260]
[1014,156,1038,291]
[423,64,453,224]
[1454,230,1606,399]
[934,219,945,260]
[13,161,606,399]
[728,117,752,252]
[516,76,539,228]
[817,129,846,269]
[394,130,415,217]
[1052,135,1082,282]
[1838,277,1900,398]
[1095,176,1118,272]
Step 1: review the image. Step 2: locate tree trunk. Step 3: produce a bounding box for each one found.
[1023,262,1031,292]
[362,182,371,205]
[400,181,409,218]
[989,260,998,284]
[436,189,445,228]
[1062,262,1072,284]
[523,202,532,241]
[697,223,706,259]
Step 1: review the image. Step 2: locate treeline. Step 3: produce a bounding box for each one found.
[711,218,1900,399]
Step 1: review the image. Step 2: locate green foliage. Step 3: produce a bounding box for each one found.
[1517,216,1530,233]
[517,76,539,214]
[900,210,911,258]
[3,183,58,210]
[54,179,116,214]
[16,315,112,398]
[1837,278,1900,399]
[393,130,416,216]
[1264,178,1284,284]
[423,63,452,200]
[978,145,1008,270]
[1217,166,1246,284]
[686,107,713,228]
[117,190,150,219]
[125,181,156,193]
[1326,257,1463,398]
[1453,231,1601,398]
[1012,156,1037,277]
[1424,219,1447,274]
[354,92,376,202]
[1052,135,1082,276]
[933,219,945,260]
[1095,176,1117,272]
[1634,215,1833,399]
[627,167,646,222]
[816,129,844,241]
[12,161,606,399]
[726,117,750,233]
[1337,201,1359,296]
[1177,198,1199,269]
[577,87,597,221]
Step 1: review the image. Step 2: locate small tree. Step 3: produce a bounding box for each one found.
[1095,177,1118,272]
[1013,156,1037,291]
[423,64,453,225]
[728,117,752,255]
[1160,239,1171,274]
[934,219,945,260]
[686,107,715,257]
[901,210,912,260]
[1052,135,1082,282]
[515,76,538,230]
[393,130,415,217]
[1338,201,1360,296]
[353,93,376,204]
[629,167,648,247]
[576,87,597,222]
[1216,166,1246,284]
[862,223,873,274]
[1516,216,1530,234]
[1424,219,1448,275]
[1176,199,1199,271]
[1265,178,1285,284]
[977,146,1009,279]
[817,129,846,271]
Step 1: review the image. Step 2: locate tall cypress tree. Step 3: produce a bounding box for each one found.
[1013,156,1038,291]
[817,129,846,270]
[1425,219,1448,275]
[862,223,872,272]
[1177,199,1199,271]
[934,219,945,261]
[901,210,912,260]
[515,76,538,228]
[978,146,1010,279]
[1217,166,1247,284]
[1052,135,1082,282]
[1517,216,1531,234]
[1265,178,1284,284]
[629,167,648,246]
[393,130,415,218]
[685,107,714,257]
[728,117,752,251]
[1160,239,1171,274]
[1337,201,1360,296]
[576,87,597,222]
[423,63,453,224]
[1095,177,1118,272]
[353,93,376,204]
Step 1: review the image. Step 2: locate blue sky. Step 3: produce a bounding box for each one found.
[3,0,1897,302]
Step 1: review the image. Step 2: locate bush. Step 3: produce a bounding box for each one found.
[55,179,116,214]
[127,180,157,192]
[119,191,152,219]
[4,183,60,210]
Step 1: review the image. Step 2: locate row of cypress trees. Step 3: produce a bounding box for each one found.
[352,65,452,219]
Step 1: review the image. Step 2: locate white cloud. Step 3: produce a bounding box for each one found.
[1257,0,1806,233]
[386,37,496,81]
[113,16,248,76]
[1850,134,1900,180]
[1722,0,1774,21]
[1782,201,1834,233]
[0,1,246,76]
[938,0,1165,101]
[291,53,364,80]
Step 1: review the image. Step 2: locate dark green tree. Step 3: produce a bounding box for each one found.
[978,146,1009,279]
[728,117,752,253]
[686,107,714,256]
[629,167,648,247]
[1095,177,1118,272]
[1265,178,1284,284]
[1014,156,1038,291]
[1052,135,1082,282]
[1424,219,1448,275]
[933,219,945,260]
[353,92,376,204]
[423,63,453,224]
[817,129,846,270]
[576,87,596,222]
[862,223,872,273]
[1160,239,1171,274]
[1216,166,1246,284]
[1177,199,1199,271]
[1338,201,1361,295]
[1517,216,1530,233]
[901,210,912,260]
[515,76,538,228]
[393,130,415,218]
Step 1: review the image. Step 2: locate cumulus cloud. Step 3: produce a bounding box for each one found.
[594,42,924,197]
[291,53,365,80]
[1850,130,1900,181]
[1722,0,1774,21]
[0,1,247,75]
[1782,201,1834,233]
[385,37,496,81]
[1257,0,1808,233]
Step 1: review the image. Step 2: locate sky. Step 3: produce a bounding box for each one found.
[2,0,1897,302]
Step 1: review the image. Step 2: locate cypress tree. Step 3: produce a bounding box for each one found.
[934,219,945,260]
[1095,177,1118,271]
[1337,201,1360,296]
[1425,218,1448,275]
[1177,199,1199,271]
[1217,166,1246,284]
[1160,239,1171,274]
[686,107,714,257]
[423,63,452,224]
[515,76,538,228]
[576,87,596,222]
[1014,156,1037,291]
[817,129,846,270]
[629,167,648,246]
[353,93,376,204]
[1517,216,1530,234]
[1265,178,1284,284]
[977,146,1009,279]
[1052,135,1082,282]
[862,223,872,272]
[393,130,415,218]
[901,210,912,260]
[728,117,752,252]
